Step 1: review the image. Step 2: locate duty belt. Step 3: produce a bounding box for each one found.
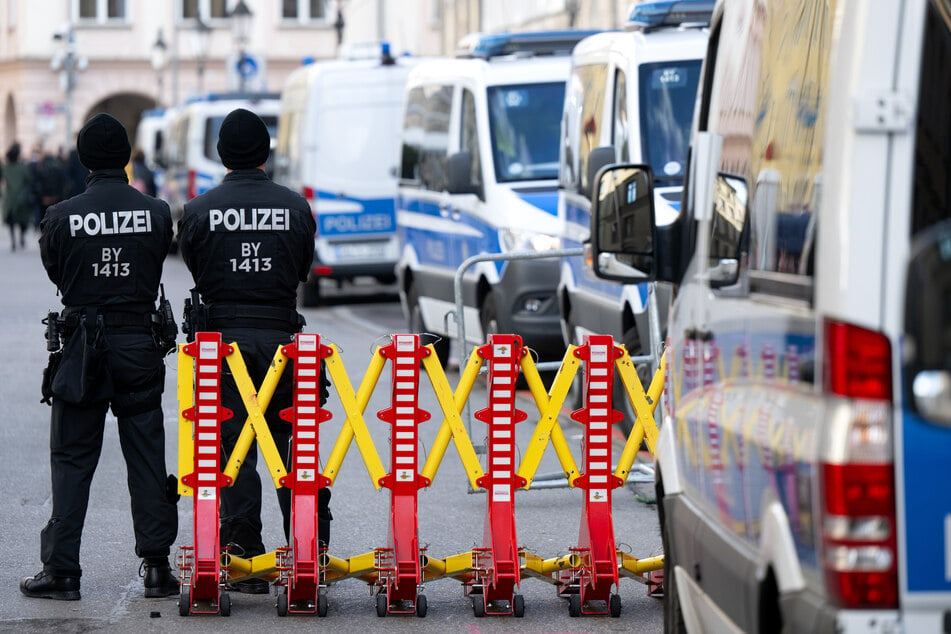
[205,304,304,333]
[61,306,154,330]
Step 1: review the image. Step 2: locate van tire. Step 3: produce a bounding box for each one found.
[408,282,449,367]
[299,279,321,308]
[480,292,500,342]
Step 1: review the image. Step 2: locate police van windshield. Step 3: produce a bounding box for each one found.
[637,60,702,184]
[488,82,565,183]
[204,115,279,164]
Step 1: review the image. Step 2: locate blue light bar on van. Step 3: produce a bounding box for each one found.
[456,30,603,59]
[184,91,281,105]
[627,0,714,30]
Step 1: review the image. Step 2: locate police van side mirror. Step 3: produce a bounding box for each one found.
[707,173,749,288]
[447,151,483,199]
[590,164,656,283]
[584,146,617,200]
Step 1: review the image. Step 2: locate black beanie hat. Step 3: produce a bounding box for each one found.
[217,108,270,170]
[77,113,131,170]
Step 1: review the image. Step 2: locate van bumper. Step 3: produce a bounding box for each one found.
[308,260,398,282]
[493,258,564,360]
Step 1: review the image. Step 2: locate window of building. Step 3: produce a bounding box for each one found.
[282,0,327,22]
[181,0,229,21]
[76,0,126,22]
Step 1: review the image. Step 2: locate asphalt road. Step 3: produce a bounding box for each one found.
[0,235,663,633]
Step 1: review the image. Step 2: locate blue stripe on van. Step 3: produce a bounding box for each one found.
[516,190,559,216]
[315,191,396,236]
[902,405,951,592]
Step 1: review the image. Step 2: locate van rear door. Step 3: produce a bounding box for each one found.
[898,0,951,624]
[900,219,951,619]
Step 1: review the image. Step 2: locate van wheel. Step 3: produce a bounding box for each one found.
[480,292,500,341]
[658,477,686,634]
[407,282,449,367]
[298,279,321,308]
[563,314,585,411]
[614,326,650,437]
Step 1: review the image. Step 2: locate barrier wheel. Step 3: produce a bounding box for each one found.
[416,593,428,618]
[276,591,288,617]
[513,594,525,618]
[219,592,231,617]
[610,593,621,618]
[568,594,582,617]
[317,592,329,617]
[472,596,485,617]
[376,593,387,617]
[178,586,190,617]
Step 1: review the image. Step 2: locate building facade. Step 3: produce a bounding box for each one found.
[0,0,626,157]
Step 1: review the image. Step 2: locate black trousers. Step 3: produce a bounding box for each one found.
[216,327,331,558]
[41,331,177,578]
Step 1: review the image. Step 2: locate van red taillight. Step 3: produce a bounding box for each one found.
[820,319,897,609]
[821,463,898,608]
[187,170,197,200]
[301,186,315,202]
[824,320,892,401]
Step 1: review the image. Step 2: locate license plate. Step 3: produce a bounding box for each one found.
[334,242,383,260]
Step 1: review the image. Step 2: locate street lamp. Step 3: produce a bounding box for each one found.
[230,0,253,92]
[194,16,212,96]
[151,29,168,107]
[51,23,87,149]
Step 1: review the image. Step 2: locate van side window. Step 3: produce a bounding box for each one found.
[912,0,951,237]
[400,84,452,191]
[612,69,629,162]
[571,64,608,196]
[460,88,484,193]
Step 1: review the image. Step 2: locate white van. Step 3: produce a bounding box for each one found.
[556,2,710,427]
[589,0,951,631]
[274,44,421,306]
[164,92,281,239]
[395,31,597,364]
[134,107,171,171]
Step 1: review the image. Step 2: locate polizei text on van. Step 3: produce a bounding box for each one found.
[69,210,153,237]
[209,207,290,231]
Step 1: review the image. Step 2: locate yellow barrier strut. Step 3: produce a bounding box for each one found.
[517,344,582,487]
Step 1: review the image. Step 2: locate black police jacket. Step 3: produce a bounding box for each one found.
[39,168,173,309]
[177,169,316,310]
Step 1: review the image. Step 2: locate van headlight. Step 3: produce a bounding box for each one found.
[499,228,562,253]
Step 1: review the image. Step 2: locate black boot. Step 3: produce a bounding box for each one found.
[20,570,81,601]
[142,558,180,598]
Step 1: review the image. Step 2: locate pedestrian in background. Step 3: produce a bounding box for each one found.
[2,142,34,251]
[177,108,329,594]
[65,143,88,198]
[35,150,66,224]
[130,148,157,197]
[20,113,180,601]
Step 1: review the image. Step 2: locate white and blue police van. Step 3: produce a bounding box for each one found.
[395,30,598,365]
[164,92,281,242]
[274,44,422,306]
[588,0,951,631]
[556,1,710,427]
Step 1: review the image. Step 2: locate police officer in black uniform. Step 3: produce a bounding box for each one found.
[177,108,328,594]
[21,113,179,601]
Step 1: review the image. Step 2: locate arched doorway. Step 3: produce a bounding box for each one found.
[82,92,157,152]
